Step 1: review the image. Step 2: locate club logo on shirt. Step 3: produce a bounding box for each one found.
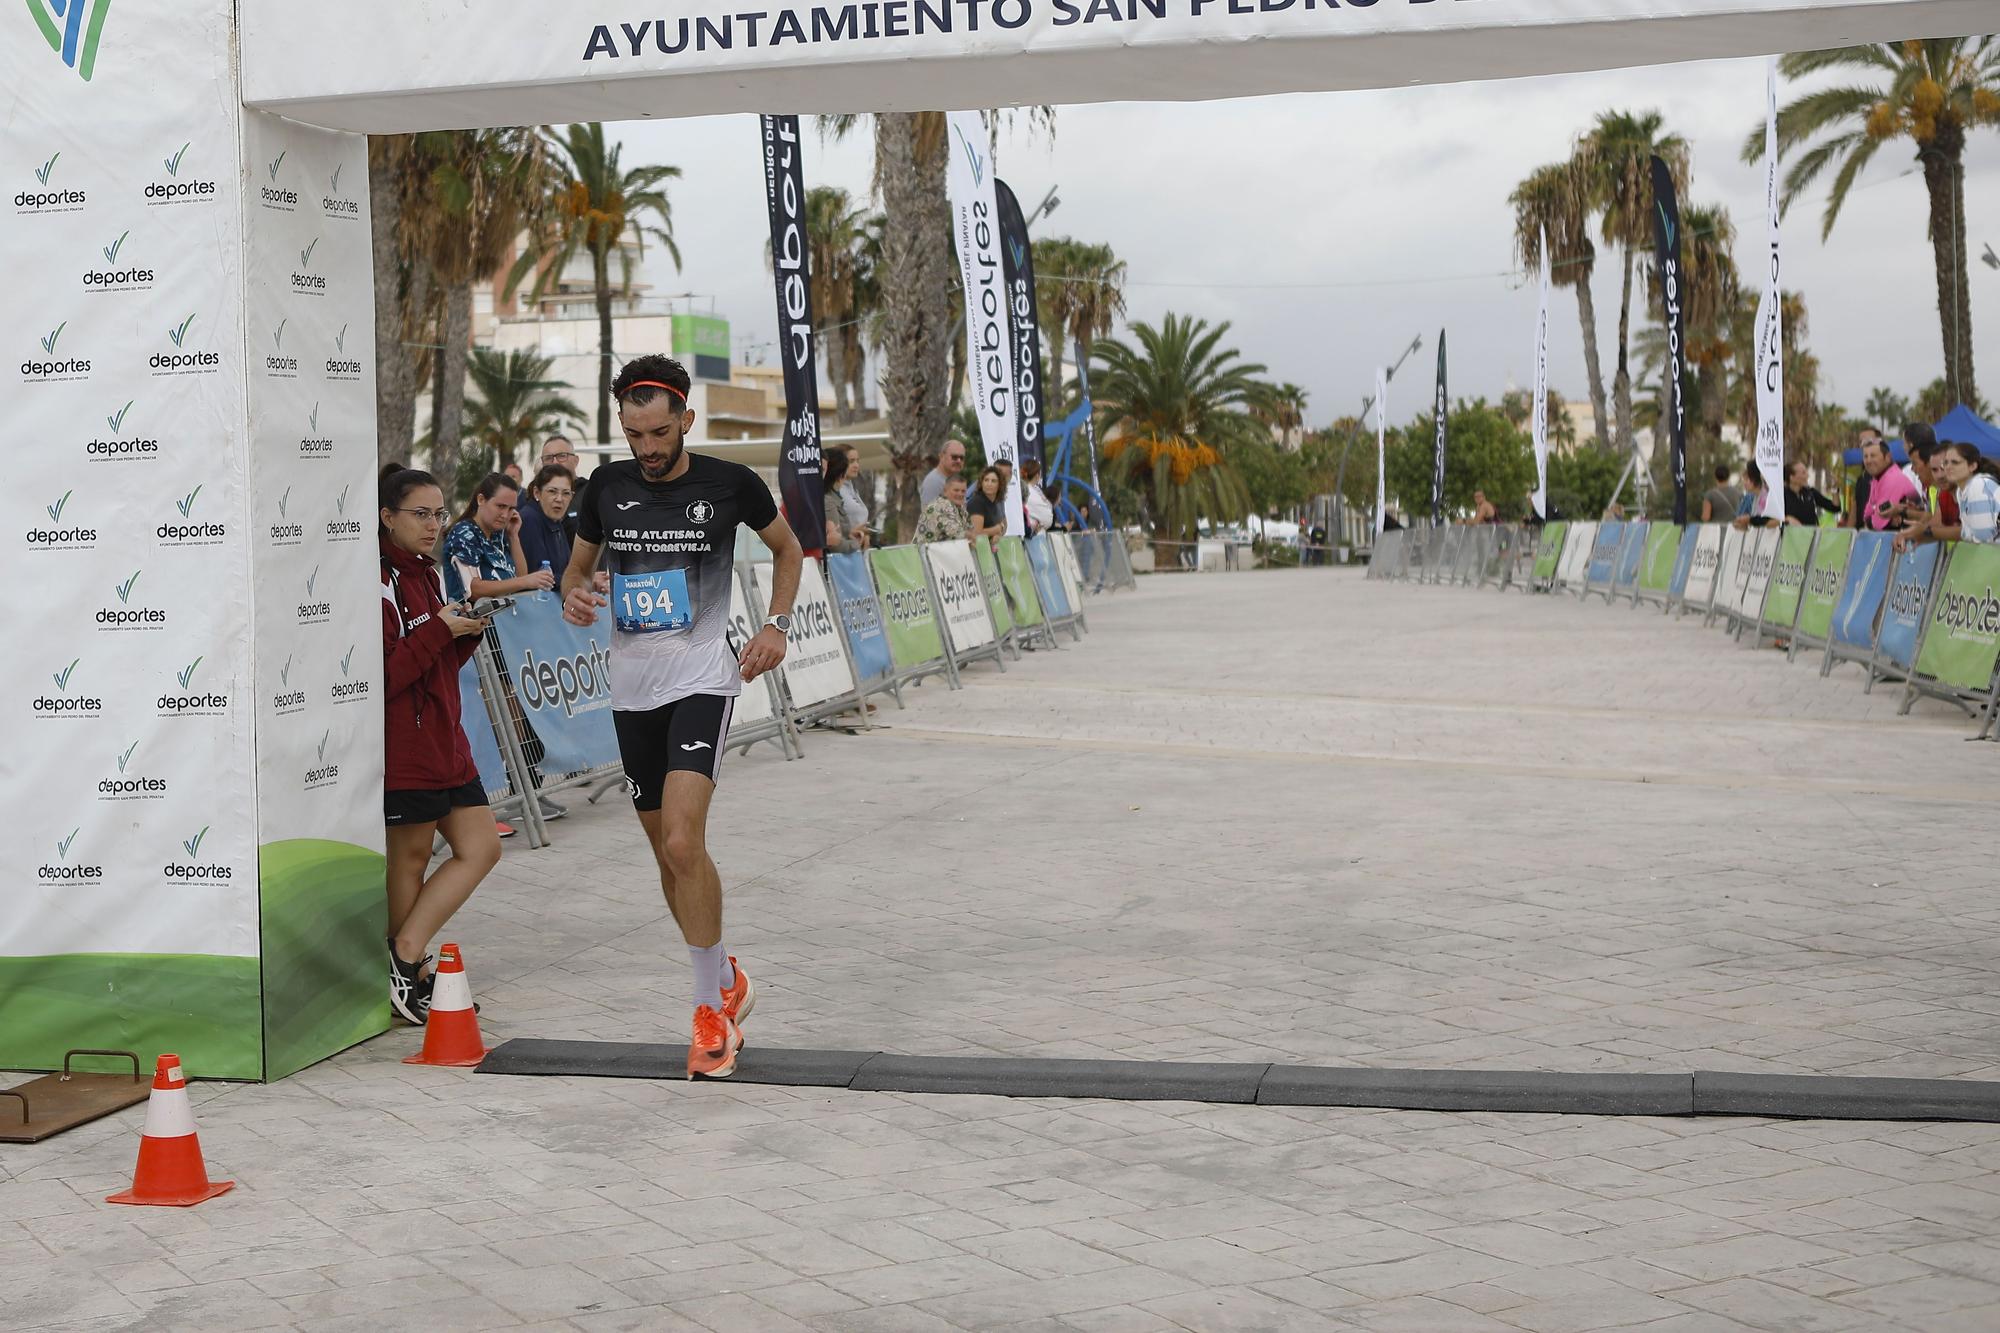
[687,499,715,524]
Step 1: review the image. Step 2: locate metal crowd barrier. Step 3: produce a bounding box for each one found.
[1370,515,2000,741]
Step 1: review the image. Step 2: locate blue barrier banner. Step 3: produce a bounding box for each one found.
[1074,530,1111,590]
[1026,535,1071,619]
[1876,542,1941,671]
[1669,525,1701,597]
[484,595,622,777]
[1613,521,1649,588]
[1829,530,1894,650]
[825,551,894,685]
[457,659,511,800]
[1588,521,1625,585]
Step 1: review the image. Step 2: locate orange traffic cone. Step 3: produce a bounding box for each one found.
[106,1054,235,1207]
[403,942,488,1067]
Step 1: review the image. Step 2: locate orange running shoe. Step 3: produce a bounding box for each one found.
[687,1004,741,1080]
[720,957,756,1025]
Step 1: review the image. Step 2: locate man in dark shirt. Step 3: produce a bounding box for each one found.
[561,355,804,1080]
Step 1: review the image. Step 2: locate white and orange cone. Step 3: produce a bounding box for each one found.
[403,942,488,1067]
[106,1054,235,1207]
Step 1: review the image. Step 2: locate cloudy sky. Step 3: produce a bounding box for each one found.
[610,52,2000,432]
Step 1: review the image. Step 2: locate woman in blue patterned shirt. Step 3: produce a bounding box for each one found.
[441,472,559,603]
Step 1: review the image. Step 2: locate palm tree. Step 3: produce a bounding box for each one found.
[1510,159,1608,448]
[1864,385,1912,431]
[463,347,588,470]
[1090,314,1261,560]
[1032,237,1128,404]
[506,123,681,447]
[1252,382,1310,451]
[369,134,430,468]
[825,112,954,533]
[1580,109,1689,468]
[1747,38,1998,411]
[1675,203,1742,451]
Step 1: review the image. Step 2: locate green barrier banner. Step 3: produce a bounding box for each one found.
[996,538,1045,627]
[868,546,946,668]
[1913,543,2000,691]
[1534,522,1567,580]
[1760,526,1816,627]
[1794,527,1853,641]
[975,540,1015,636]
[1639,524,1680,591]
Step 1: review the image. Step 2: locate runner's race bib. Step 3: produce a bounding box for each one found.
[612,569,692,634]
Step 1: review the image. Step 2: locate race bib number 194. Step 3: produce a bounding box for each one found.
[613,569,692,633]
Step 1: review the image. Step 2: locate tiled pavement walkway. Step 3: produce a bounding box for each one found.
[8,570,2000,1331]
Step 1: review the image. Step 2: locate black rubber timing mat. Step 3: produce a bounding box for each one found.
[475,1040,2000,1123]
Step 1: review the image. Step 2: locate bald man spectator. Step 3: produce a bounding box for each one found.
[919,439,968,508]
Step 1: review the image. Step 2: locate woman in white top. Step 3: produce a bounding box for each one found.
[1020,458,1055,535]
[1938,442,2000,544]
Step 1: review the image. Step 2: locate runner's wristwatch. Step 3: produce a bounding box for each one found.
[763,614,792,636]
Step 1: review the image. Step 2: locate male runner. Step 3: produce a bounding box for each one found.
[562,355,804,1078]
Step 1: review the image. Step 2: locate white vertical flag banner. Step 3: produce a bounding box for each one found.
[945,110,1024,536]
[1532,225,1552,519]
[1374,367,1388,536]
[1754,57,1784,521]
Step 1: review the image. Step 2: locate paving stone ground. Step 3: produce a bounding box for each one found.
[8,568,2000,1332]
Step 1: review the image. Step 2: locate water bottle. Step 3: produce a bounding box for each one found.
[536,560,552,602]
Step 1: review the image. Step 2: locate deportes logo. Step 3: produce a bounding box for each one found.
[293,236,326,294]
[298,565,331,624]
[18,151,86,213]
[305,728,340,791]
[323,160,361,219]
[326,483,362,541]
[330,643,371,704]
[146,141,219,207]
[158,484,226,546]
[159,655,228,717]
[266,319,299,377]
[260,148,298,210]
[35,656,104,718]
[23,321,90,383]
[38,826,103,883]
[165,824,231,882]
[152,312,220,375]
[25,488,96,550]
[27,0,109,81]
[515,640,613,719]
[300,401,331,457]
[272,652,306,715]
[86,398,157,461]
[99,737,165,801]
[325,324,361,381]
[97,568,165,631]
[81,228,152,292]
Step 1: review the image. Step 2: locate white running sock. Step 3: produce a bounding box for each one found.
[691,944,727,1011]
[718,951,736,990]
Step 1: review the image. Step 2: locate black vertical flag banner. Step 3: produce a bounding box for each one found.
[1649,153,1689,525]
[993,180,1047,472]
[1431,330,1448,526]
[762,114,824,554]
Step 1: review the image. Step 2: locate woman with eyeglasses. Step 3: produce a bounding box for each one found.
[518,463,576,580]
[379,469,503,1025]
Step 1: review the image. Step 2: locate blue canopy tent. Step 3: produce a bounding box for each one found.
[1840,405,2000,466]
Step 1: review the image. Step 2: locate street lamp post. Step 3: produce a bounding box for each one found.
[1330,334,1423,560]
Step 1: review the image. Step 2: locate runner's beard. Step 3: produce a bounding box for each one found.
[639,434,684,479]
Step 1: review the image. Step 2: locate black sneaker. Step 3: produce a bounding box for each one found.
[388,941,430,1025]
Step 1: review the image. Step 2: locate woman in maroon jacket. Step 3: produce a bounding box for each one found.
[380,469,502,1024]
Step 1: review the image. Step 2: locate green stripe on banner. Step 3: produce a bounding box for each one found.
[1796,527,1854,641]
[1761,525,1817,627]
[868,546,946,668]
[260,839,390,1080]
[1533,522,1567,579]
[975,540,1014,636]
[997,537,1044,627]
[0,952,263,1079]
[1639,524,1680,591]
[1913,543,2000,692]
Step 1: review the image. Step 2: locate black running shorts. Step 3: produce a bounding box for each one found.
[384,778,489,827]
[611,693,736,810]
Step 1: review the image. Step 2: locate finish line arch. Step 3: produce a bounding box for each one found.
[3,0,1988,1080]
[240,0,1992,131]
